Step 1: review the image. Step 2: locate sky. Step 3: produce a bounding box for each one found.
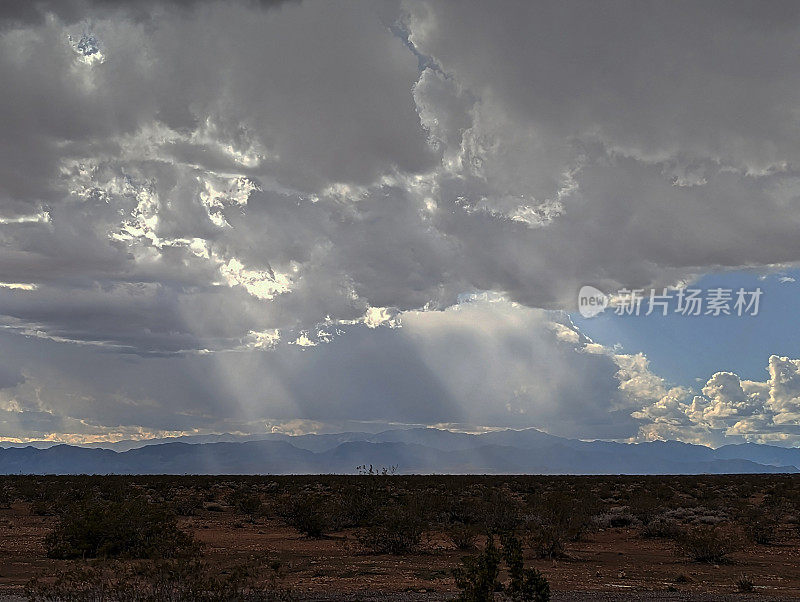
[2,0,800,447]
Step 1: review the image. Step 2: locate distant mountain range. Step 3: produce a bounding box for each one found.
[0,428,798,474]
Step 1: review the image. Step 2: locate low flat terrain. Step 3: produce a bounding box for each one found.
[0,475,798,600]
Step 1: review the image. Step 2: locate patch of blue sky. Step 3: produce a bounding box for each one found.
[571,269,800,388]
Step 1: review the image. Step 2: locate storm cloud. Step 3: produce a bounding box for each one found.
[2,0,800,443]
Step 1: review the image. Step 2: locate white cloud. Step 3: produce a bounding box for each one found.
[633,355,800,445]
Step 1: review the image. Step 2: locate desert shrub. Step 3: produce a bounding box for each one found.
[45,497,196,560]
[453,534,550,602]
[641,516,682,539]
[678,525,734,563]
[0,486,12,509]
[25,557,292,602]
[446,496,485,527]
[742,505,780,545]
[482,489,523,534]
[282,493,332,538]
[229,489,264,520]
[453,535,502,602]
[171,492,203,517]
[592,510,638,529]
[501,533,550,601]
[627,490,662,525]
[735,574,754,593]
[526,492,591,559]
[357,504,423,554]
[331,482,385,528]
[448,524,479,550]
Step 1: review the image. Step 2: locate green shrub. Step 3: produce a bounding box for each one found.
[453,535,501,602]
[0,487,12,509]
[627,490,662,525]
[483,490,523,534]
[502,533,550,601]
[453,534,550,602]
[332,484,384,528]
[45,497,196,560]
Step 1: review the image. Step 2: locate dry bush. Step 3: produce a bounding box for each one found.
[592,510,638,529]
[641,516,682,539]
[525,492,592,559]
[356,504,424,555]
[448,524,480,551]
[678,525,737,564]
[735,574,755,593]
[741,504,781,545]
[282,493,333,538]
[228,489,264,521]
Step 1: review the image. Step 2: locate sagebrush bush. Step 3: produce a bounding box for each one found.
[45,497,196,560]
[641,516,682,539]
[678,525,734,563]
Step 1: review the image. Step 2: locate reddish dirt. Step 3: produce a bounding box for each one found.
[1,502,799,600]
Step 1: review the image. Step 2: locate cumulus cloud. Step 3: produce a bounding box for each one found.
[634,356,800,446]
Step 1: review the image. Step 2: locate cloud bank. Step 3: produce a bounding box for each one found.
[1,0,800,444]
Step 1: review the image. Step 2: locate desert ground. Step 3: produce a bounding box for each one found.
[0,475,798,600]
